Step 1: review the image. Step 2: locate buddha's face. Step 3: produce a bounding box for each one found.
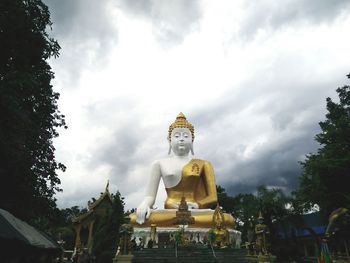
[170,127,192,156]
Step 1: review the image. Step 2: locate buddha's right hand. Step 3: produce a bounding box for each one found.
[136,204,151,224]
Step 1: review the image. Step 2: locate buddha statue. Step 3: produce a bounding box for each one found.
[129,113,235,229]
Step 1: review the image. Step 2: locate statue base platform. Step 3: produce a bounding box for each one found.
[130,208,235,228]
[132,226,241,248]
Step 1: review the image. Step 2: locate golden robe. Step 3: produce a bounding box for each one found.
[130,159,235,228]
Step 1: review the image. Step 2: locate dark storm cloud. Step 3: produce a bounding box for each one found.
[43,0,118,86]
[93,128,140,176]
[45,0,116,38]
[118,0,202,45]
[197,116,320,196]
[190,62,343,196]
[223,127,320,196]
[238,0,350,39]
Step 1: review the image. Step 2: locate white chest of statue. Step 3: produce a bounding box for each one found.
[159,157,191,188]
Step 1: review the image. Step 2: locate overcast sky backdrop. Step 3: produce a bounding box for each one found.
[43,0,350,210]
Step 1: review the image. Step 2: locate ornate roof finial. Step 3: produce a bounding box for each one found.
[105,180,109,192]
[168,112,195,142]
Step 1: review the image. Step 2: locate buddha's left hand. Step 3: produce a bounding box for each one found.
[174,201,199,209]
[168,201,199,209]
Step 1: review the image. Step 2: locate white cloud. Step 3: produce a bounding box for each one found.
[43,0,350,209]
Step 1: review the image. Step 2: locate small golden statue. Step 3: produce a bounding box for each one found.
[211,204,230,248]
[254,212,270,255]
[173,196,195,226]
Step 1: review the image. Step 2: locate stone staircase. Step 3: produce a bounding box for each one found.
[132,247,248,263]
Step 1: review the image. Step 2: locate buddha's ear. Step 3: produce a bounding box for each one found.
[168,143,172,155]
[167,136,172,155]
[190,144,194,155]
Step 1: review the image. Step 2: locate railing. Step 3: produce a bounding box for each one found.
[209,240,216,258]
[175,241,178,263]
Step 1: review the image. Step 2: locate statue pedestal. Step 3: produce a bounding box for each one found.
[113,254,134,263]
[132,227,241,248]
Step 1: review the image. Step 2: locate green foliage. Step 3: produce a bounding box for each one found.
[232,193,260,228]
[295,75,350,216]
[58,206,88,225]
[256,185,292,226]
[0,0,65,225]
[174,229,184,244]
[55,226,75,250]
[218,185,304,261]
[217,186,235,213]
[208,229,216,244]
[92,191,125,263]
[217,185,259,240]
[49,206,87,249]
[218,185,293,243]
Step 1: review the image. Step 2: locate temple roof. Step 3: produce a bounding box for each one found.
[72,210,93,223]
[72,181,113,224]
[87,181,113,210]
[0,209,60,249]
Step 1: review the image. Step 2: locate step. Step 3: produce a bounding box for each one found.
[132,248,248,263]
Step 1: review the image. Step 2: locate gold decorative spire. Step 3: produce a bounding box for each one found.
[105,180,109,192]
[168,112,195,141]
[173,196,195,226]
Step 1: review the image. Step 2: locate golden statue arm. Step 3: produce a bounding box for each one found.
[197,161,218,208]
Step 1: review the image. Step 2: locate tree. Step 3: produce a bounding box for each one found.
[218,185,292,243]
[217,185,236,213]
[255,186,292,226]
[0,0,65,224]
[217,186,260,238]
[50,206,88,250]
[92,191,125,263]
[295,75,350,216]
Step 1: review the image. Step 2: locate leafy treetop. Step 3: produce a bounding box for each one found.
[0,0,65,225]
[295,74,350,216]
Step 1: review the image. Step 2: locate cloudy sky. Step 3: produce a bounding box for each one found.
[43,0,350,210]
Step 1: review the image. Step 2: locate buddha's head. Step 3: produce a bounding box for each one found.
[168,113,194,156]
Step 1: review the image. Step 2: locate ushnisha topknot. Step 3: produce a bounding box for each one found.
[168,112,195,142]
